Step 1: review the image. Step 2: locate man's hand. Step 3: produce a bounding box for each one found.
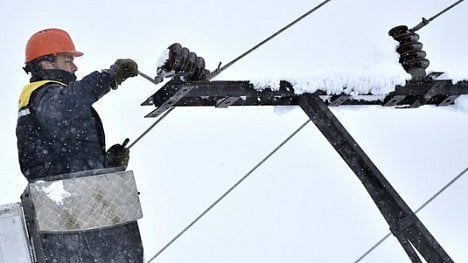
[106,138,130,169]
[108,59,138,87]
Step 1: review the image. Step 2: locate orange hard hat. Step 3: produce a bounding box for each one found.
[25,28,84,63]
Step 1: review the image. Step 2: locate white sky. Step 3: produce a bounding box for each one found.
[1,0,467,262]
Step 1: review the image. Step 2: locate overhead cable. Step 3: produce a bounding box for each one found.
[208,0,333,79]
[411,0,464,32]
[133,0,333,149]
[354,166,468,263]
[146,120,311,262]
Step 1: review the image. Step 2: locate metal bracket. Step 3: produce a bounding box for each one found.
[329,94,350,106]
[144,83,196,118]
[384,95,407,106]
[410,80,449,108]
[438,95,459,106]
[216,97,241,108]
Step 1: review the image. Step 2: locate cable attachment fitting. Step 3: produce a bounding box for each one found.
[389,25,430,81]
[156,43,211,82]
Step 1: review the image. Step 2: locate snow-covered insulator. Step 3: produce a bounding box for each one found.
[157,43,210,81]
[388,25,430,81]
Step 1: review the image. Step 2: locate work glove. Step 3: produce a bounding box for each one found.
[107,59,138,88]
[106,138,130,169]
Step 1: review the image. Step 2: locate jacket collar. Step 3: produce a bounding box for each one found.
[30,69,77,84]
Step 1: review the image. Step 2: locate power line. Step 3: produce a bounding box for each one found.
[128,108,175,149]
[411,0,465,32]
[208,0,333,79]
[354,166,468,263]
[146,120,310,262]
[143,1,333,259]
[133,0,333,149]
[144,123,468,263]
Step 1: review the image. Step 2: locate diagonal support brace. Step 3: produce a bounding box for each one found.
[298,93,453,262]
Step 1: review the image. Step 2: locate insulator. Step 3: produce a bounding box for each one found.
[388,25,430,81]
[157,43,210,81]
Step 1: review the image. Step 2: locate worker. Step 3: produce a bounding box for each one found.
[17,28,143,262]
[17,28,136,180]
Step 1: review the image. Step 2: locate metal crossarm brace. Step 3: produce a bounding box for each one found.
[142,77,468,119]
[298,93,453,262]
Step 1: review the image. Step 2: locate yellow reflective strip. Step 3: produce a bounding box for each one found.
[18,80,66,110]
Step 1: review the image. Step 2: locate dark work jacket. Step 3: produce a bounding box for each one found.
[16,69,114,181]
[18,70,144,262]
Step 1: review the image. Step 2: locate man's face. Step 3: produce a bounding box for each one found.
[41,53,78,73]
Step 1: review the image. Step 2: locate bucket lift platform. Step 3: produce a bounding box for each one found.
[142,75,468,262]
